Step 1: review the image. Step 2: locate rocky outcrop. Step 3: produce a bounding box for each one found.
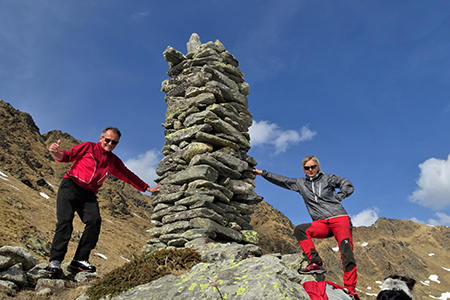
[77,243,313,300]
[0,244,314,300]
[146,33,263,250]
[0,246,97,297]
[0,100,54,193]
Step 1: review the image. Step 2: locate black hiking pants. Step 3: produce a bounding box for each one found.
[49,178,101,262]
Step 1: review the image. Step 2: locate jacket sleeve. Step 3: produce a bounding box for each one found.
[331,175,354,201]
[57,142,90,163]
[110,156,149,192]
[261,170,302,193]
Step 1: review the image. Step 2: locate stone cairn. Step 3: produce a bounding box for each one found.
[145,33,263,252]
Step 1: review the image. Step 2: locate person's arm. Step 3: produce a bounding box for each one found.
[146,185,161,193]
[49,140,64,161]
[331,175,354,201]
[253,168,262,176]
[253,168,301,192]
[49,140,92,163]
[111,157,161,193]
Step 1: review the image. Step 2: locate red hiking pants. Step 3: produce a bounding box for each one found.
[294,216,357,294]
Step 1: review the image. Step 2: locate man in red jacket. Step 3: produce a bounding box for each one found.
[46,126,161,277]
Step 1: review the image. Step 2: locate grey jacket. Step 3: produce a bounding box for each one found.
[261,170,354,221]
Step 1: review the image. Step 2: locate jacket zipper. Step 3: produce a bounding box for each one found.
[312,181,318,202]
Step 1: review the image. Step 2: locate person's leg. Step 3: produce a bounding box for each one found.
[73,194,101,262]
[329,216,357,295]
[49,179,78,262]
[294,220,333,264]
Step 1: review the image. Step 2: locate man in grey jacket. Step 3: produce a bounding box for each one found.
[253,155,358,297]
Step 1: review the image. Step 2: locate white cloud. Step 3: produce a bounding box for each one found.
[249,120,316,154]
[410,212,450,226]
[428,212,450,226]
[352,207,379,227]
[124,150,160,186]
[409,154,450,210]
[410,217,423,224]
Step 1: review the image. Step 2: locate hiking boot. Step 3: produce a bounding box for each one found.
[298,262,326,274]
[46,260,62,278]
[68,260,97,273]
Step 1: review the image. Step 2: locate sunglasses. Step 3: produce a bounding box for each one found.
[104,138,119,145]
[304,165,317,171]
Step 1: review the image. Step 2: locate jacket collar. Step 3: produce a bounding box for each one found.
[96,142,111,155]
[307,171,323,181]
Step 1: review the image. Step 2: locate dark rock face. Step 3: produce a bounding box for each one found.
[147,33,263,249]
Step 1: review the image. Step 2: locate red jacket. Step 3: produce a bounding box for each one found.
[57,142,148,194]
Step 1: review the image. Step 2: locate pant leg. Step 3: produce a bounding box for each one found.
[49,179,77,262]
[294,220,333,263]
[73,193,101,261]
[328,216,357,294]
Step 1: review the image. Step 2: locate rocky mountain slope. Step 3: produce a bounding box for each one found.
[1,99,449,300]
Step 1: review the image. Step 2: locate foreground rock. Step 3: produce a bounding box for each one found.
[1,243,315,300]
[85,256,310,300]
[0,246,98,297]
[78,243,313,300]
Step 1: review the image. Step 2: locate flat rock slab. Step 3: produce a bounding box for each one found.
[91,254,310,300]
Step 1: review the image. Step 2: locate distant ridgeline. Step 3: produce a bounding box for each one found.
[145,33,263,252]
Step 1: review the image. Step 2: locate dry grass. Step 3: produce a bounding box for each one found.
[85,248,204,300]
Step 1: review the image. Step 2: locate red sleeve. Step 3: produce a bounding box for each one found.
[57,142,92,163]
[110,155,149,192]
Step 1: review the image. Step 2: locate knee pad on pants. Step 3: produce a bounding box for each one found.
[294,223,311,240]
[340,238,356,272]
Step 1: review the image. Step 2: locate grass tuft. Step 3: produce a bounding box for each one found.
[85,248,204,300]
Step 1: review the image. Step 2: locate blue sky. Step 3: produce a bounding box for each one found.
[1,1,450,227]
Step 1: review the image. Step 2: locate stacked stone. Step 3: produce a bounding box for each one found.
[146,34,263,250]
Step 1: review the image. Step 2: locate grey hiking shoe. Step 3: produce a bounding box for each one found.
[46,260,62,278]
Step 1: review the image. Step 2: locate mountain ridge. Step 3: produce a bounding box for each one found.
[0,99,449,300]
